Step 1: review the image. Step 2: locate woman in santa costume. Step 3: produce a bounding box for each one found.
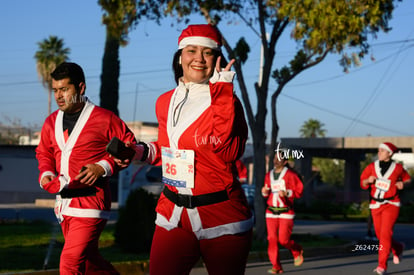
[360,142,411,275]
[36,62,136,274]
[116,24,253,275]
[261,150,304,274]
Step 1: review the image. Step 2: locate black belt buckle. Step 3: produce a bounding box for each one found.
[60,187,97,198]
[371,196,394,203]
[177,194,195,209]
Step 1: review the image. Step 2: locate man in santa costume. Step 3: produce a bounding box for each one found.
[360,142,411,275]
[36,62,136,274]
[262,150,304,274]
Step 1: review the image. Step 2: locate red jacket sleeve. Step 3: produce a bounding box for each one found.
[105,112,137,174]
[400,165,411,183]
[209,80,248,162]
[360,163,374,190]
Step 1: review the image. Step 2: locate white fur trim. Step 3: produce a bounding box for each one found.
[369,200,400,209]
[379,143,393,154]
[209,69,235,84]
[266,213,295,219]
[96,160,112,177]
[194,216,254,240]
[167,83,210,150]
[147,142,157,163]
[155,205,254,240]
[374,160,396,178]
[39,171,55,187]
[62,206,111,219]
[178,36,219,50]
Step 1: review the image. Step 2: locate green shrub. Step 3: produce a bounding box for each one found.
[114,189,157,253]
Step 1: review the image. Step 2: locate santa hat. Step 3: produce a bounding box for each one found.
[178,24,222,50]
[379,142,398,154]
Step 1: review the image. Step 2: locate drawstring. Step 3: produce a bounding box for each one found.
[173,88,189,127]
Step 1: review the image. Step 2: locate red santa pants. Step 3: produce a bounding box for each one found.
[59,216,119,275]
[149,209,252,275]
[266,217,302,270]
[371,204,404,270]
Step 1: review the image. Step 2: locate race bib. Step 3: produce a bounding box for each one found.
[375,178,391,192]
[271,179,286,193]
[161,147,195,188]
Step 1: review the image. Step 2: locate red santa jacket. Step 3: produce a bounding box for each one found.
[263,166,303,219]
[36,100,136,221]
[147,70,253,240]
[360,160,410,209]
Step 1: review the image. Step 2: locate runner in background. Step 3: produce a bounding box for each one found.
[262,150,304,274]
[360,142,411,275]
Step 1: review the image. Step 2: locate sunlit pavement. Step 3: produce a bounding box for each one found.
[190,249,414,275]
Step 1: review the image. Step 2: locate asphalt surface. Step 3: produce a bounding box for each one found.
[190,249,414,275]
[1,203,414,275]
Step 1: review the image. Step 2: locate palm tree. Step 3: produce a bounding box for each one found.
[34,35,70,115]
[299,118,326,138]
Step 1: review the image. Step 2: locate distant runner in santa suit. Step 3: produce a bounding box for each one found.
[261,150,304,274]
[360,142,411,275]
[114,24,253,275]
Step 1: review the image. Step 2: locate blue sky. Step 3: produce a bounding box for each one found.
[1,1,413,143]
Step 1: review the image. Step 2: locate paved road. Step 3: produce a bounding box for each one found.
[190,249,414,275]
[1,204,414,274]
[2,204,413,246]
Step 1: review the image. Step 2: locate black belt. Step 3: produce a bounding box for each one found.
[370,195,396,203]
[163,187,228,209]
[60,187,97,198]
[268,206,290,215]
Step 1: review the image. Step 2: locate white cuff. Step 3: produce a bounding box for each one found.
[96,160,112,177]
[40,171,55,185]
[209,69,235,84]
[147,142,157,164]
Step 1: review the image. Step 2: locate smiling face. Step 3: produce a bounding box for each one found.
[52,77,85,113]
[180,45,217,84]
